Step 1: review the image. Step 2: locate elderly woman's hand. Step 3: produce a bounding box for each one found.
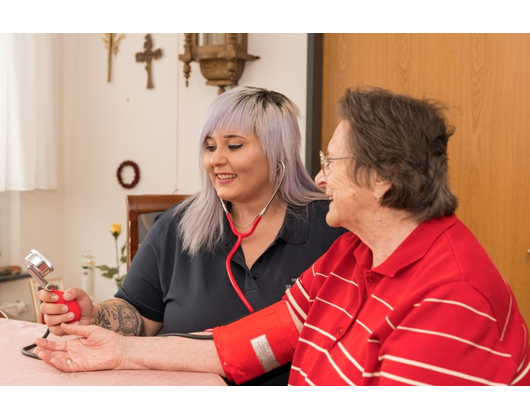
[34,323,126,372]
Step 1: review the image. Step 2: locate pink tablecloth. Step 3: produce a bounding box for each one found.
[0,318,226,386]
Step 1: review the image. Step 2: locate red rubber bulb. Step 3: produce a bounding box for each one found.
[41,290,82,324]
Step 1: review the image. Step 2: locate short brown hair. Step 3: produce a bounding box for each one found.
[338,86,458,221]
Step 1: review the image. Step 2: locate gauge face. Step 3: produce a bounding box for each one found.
[25,249,54,278]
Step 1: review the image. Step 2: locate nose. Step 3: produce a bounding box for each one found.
[209,148,227,167]
[314,168,326,189]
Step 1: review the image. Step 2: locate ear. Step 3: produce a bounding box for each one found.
[372,172,393,199]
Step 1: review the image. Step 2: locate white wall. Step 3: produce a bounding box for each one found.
[0,33,309,318]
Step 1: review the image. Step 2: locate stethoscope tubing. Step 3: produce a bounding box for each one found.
[224,213,262,312]
[220,161,286,313]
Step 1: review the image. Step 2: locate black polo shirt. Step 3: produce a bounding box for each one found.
[116,199,345,385]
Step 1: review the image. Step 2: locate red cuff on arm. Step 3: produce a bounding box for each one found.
[212,301,300,385]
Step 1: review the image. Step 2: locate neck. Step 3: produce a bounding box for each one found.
[230,197,286,228]
[356,208,420,268]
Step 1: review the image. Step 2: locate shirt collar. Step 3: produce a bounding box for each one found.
[354,214,457,277]
[219,204,309,250]
[277,205,311,244]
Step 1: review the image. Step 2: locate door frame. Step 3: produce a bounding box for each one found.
[305,33,324,178]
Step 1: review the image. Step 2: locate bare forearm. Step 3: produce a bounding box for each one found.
[92,298,146,336]
[120,335,225,376]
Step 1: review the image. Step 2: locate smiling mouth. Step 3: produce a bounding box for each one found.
[217,174,237,180]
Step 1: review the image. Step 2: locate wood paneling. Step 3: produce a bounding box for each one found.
[322,34,530,325]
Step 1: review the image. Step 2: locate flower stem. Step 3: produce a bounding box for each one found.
[114,236,120,285]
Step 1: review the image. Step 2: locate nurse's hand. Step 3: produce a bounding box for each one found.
[38,287,96,336]
[34,323,124,372]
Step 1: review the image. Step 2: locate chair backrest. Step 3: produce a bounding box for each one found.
[126,194,188,269]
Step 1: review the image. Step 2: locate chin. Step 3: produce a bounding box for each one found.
[325,213,341,228]
[214,185,235,201]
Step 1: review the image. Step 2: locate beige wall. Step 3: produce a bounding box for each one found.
[0,33,309,318]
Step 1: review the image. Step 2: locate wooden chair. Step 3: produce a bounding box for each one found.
[126,195,188,269]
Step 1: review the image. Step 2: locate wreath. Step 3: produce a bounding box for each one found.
[116,160,140,189]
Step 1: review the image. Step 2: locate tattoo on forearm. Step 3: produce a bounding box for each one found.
[93,300,146,336]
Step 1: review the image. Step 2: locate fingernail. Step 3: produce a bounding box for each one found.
[62,305,69,313]
[63,293,72,300]
[67,312,75,320]
[52,294,59,302]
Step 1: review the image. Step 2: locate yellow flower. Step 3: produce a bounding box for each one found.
[110,223,122,238]
[98,223,127,288]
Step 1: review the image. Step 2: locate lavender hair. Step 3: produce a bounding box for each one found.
[173,86,326,256]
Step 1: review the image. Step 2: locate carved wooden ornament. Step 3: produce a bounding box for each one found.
[135,34,163,89]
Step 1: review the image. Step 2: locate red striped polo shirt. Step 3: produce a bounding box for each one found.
[284,215,530,385]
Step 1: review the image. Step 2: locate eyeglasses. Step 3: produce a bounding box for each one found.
[319,151,355,175]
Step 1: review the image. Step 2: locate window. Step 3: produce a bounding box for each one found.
[0,34,58,192]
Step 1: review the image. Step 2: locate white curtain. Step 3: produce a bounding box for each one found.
[0,34,58,192]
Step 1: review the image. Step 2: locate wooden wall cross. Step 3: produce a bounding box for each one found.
[135,34,163,89]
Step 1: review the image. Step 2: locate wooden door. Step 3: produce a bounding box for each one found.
[321,34,530,325]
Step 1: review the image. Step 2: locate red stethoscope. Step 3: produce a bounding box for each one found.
[219,161,286,313]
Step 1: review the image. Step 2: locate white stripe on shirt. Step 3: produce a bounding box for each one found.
[304,322,337,341]
[286,287,307,320]
[371,294,394,310]
[295,279,311,301]
[500,294,512,342]
[290,365,317,386]
[415,298,497,321]
[380,371,432,386]
[397,326,512,357]
[356,319,373,334]
[299,338,357,385]
[315,297,354,318]
[511,357,530,385]
[379,354,507,386]
[337,342,366,374]
[330,272,359,287]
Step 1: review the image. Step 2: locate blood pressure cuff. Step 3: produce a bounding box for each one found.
[212,301,299,384]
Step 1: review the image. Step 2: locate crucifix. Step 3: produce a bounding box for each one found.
[135,34,163,89]
[102,33,125,82]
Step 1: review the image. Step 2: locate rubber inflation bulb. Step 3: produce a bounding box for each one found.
[42,290,82,323]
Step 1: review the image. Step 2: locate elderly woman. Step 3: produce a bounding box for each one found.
[35,86,530,386]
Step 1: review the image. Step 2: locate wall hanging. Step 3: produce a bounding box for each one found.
[178,34,259,94]
[136,34,163,89]
[102,33,126,82]
[117,160,140,189]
